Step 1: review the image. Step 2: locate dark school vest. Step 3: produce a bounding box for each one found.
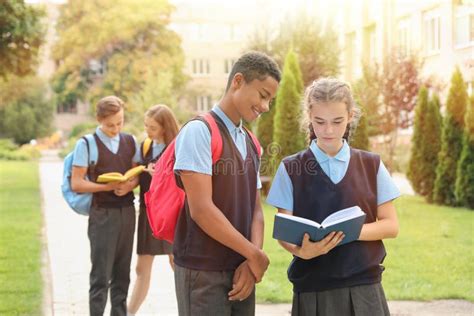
[284,147,386,292]
[92,133,136,208]
[138,142,165,209]
[173,113,260,271]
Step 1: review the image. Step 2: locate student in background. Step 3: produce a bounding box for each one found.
[267,78,400,316]
[173,51,281,316]
[71,96,140,316]
[127,104,179,316]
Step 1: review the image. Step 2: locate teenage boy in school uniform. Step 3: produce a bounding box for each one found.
[71,96,141,316]
[172,51,281,316]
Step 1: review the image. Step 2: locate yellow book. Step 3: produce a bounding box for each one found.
[96,165,145,183]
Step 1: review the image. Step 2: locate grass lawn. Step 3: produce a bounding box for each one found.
[256,195,474,303]
[0,161,43,315]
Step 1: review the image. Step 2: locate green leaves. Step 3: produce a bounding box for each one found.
[271,51,306,172]
[0,76,54,144]
[0,0,45,77]
[52,0,185,111]
[434,68,469,206]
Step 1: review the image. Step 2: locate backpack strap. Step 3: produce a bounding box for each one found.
[82,134,98,165]
[82,134,98,179]
[141,137,153,160]
[200,112,223,164]
[243,126,262,158]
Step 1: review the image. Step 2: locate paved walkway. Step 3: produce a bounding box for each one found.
[40,150,473,315]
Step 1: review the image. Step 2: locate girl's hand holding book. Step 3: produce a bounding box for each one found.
[297,231,345,260]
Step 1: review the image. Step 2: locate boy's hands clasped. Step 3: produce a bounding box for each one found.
[229,260,254,301]
[247,248,269,283]
[229,248,269,301]
[296,231,345,260]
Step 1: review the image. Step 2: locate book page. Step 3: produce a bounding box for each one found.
[276,213,321,228]
[321,206,364,228]
[124,165,145,179]
[96,173,126,183]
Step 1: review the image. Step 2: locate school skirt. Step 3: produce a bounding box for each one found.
[136,206,172,255]
[291,283,390,316]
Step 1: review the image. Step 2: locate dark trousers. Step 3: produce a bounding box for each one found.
[88,205,136,316]
[174,264,255,316]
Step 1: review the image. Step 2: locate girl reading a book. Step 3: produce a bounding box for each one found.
[71,96,141,315]
[127,104,180,316]
[267,78,400,316]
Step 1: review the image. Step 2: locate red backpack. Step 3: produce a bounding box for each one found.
[145,112,262,243]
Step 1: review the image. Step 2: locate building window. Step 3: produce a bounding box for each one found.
[192,59,210,75]
[57,101,77,114]
[454,5,474,47]
[397,18,410,55]
[190,23,213,41]
[196,95,212,112]
[88,58,106,77]
[224,59,235,74]
[423,10,441,55]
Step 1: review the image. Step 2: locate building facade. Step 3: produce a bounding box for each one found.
[168,0,260,113]
[339,0,473,96]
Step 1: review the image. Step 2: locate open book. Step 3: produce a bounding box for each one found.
[96,165,145,183]
[272,206,366,247]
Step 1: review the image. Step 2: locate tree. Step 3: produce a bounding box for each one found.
[380,51,421,171]
[272,51,306,173]
[51,0,186,114]
[0,0,45,77]
[256,100,277,176]
[257,49,304,176]
[407,87,429,195]
[248,13,340,87]
[407,88,442,200]
[424,95,443,202]
[455,94,474,209]
[352,63,383,137]
[433,68,468,206]
[350,103,370,151]
[126,70,192,134]
[0,76,54,144]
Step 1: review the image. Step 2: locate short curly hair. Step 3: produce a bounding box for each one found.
[225,51,281,91]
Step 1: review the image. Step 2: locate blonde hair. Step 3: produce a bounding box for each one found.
[145,104,180,145]
[302,77,361,143]
[96,96,125,119]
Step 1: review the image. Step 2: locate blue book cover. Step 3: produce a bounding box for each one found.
[272,206,366,247]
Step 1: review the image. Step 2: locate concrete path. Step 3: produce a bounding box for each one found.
[40,150,176,315]
[392,172,415,196]
[40,150,473,315]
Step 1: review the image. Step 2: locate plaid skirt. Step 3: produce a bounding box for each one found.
[292,283,390,316]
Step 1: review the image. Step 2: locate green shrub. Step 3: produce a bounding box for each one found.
[272,51,306,173]
[455,94,474,209]
[0,139,39,160]
[433,68,468,206]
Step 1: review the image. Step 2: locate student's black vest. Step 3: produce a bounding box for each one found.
[138,142,165,209]
[92,133,136,208]
[284,147,386,292]
[173,113,260,271]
